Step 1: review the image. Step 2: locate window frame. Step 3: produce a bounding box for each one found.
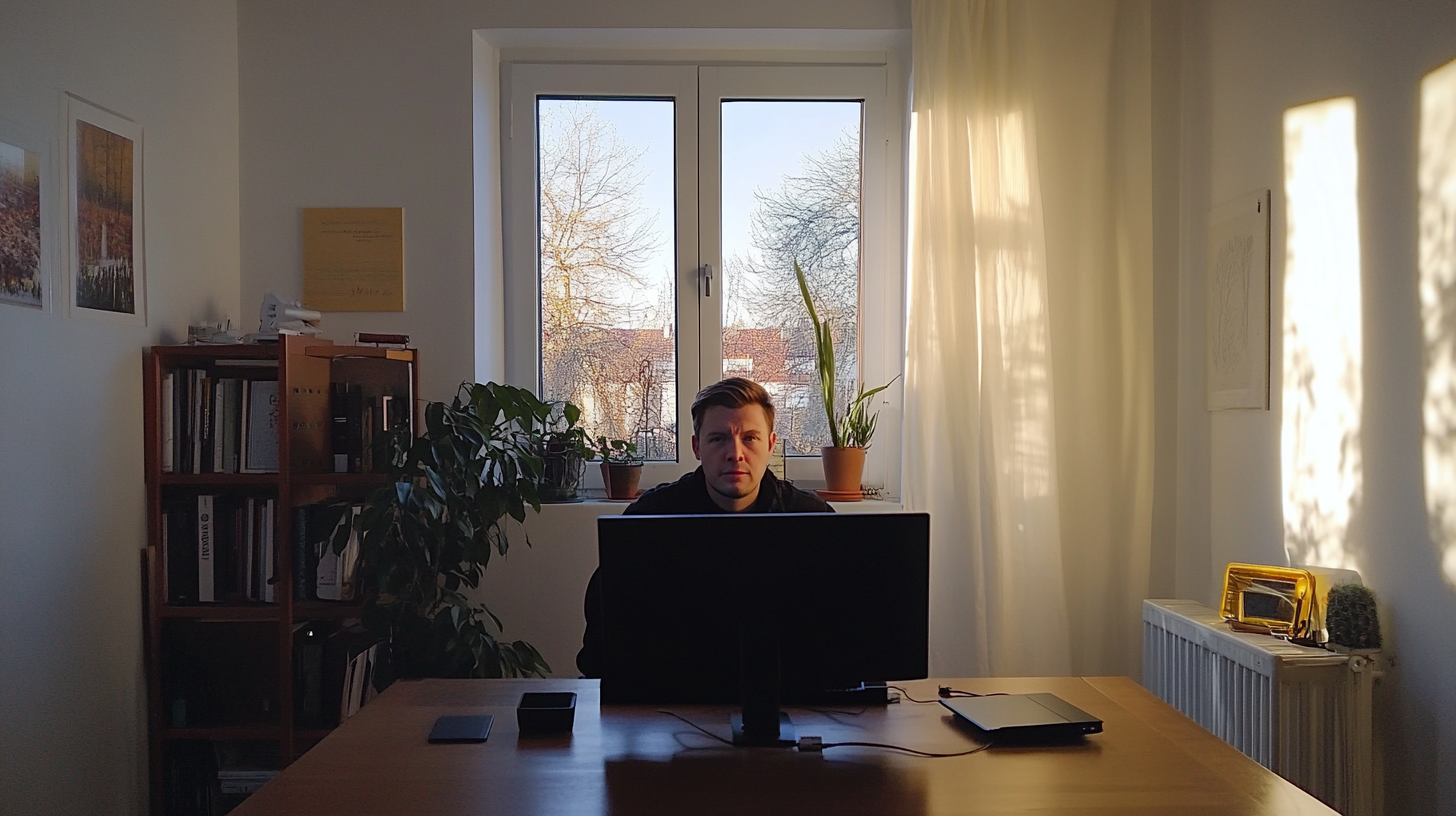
[499,51,906,496]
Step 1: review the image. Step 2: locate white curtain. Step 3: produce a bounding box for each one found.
[906,0,1154,678]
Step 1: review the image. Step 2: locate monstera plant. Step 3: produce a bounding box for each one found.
[350,381,563,678]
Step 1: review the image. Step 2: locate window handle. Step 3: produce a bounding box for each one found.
[699,263,713,298]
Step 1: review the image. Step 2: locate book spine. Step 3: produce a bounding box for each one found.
[243,380,281,473]
[228,379,242,473]
[161,372,175,473]
[197,494,215,603]
[191,370,204,474]
[315,509,341,602]
[262,498,275,604]
[211,378,225,473]
[361,402,374,474]
[166,496,197,603]
[161,507,170,601]
[330,382,350,473]
[243,497,255,601]
[339,505,362,602]
[178,370,190,474]
[293,625,324,727]
[348,388,364,474]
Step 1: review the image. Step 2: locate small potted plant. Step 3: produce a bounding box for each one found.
[595,435,643,500]
[795,260,898,498]
[537,401,594,502]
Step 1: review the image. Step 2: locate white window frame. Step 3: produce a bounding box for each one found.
[498,46,906,496]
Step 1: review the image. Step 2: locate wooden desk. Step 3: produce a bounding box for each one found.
[234,677,1339,815]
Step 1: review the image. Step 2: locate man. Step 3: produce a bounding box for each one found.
[576,377,831,677]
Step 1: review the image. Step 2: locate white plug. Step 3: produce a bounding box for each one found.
[797,735,824,752]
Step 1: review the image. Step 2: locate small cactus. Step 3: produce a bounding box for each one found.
[1326,584,1382,650]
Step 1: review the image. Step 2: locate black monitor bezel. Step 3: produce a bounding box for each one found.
[595,512,930,706]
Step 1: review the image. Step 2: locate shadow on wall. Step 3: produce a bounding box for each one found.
[1281,96,1363,575]
[1420,57,1456,591]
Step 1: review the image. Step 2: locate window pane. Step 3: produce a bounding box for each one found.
[720,101,862,454]
[538,98,677,460]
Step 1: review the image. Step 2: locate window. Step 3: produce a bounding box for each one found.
[502,60,900,489]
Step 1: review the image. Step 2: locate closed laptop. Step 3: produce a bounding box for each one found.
[940,693,1102,741]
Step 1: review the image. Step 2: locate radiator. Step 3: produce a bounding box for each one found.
[1142,599,1379,816]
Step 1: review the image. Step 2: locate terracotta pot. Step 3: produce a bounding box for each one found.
[600,462,643,500]
[820,446,866,494]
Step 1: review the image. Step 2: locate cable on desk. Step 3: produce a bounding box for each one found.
[888,685,1009,704]
[657,710,734,745]
[792,705,868,717]
[809,738,995,758]
[656,710,995,758]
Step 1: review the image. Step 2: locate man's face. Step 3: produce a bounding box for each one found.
[692,404,777,512]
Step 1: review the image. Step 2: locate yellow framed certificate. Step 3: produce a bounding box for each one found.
[302,207,404,312]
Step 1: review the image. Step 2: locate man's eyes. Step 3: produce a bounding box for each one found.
[705,433,762,443]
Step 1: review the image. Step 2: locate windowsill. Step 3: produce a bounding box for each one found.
[531,492,903,511]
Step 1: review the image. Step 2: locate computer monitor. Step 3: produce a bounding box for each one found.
[595,512,929,746]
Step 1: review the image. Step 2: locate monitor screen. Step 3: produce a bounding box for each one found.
[595,512,929,706]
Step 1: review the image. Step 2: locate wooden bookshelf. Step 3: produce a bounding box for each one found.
[142,336,418,815]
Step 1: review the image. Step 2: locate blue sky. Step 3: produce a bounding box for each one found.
[540,98,860,329]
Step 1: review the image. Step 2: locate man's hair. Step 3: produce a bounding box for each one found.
[691,377,776,435]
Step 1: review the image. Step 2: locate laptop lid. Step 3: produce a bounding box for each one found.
[939,693,1103,739]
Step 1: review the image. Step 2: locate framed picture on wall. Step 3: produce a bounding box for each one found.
[65,92,146,326]
[0,116,52,312]
[1206,189,1271,410]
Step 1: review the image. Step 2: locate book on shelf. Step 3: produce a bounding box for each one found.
[164,495,197,603]
[161,370,278,475]
[329,376,411,474]
[329,382,356,473]
[262,497,277,603]
[197,495,216,603]
[292,500,365,603]
[164,741,220,816]
[242,380,280,474]
[164,492,277,605]
[189,370,204,474]
[293,622,326,727]
[315,623,387,728]
[162,372,176,473]
[314,503,362,602]
[213,740,281,797]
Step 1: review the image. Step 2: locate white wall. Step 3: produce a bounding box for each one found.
[238,0,908,406]
[0,3,240,814]
[1180,2,1456,811]
[235,0,908,684]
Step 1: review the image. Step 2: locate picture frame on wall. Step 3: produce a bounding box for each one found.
[65,92,146,326]
[0,116,53,312]
[1206,189,1271,411]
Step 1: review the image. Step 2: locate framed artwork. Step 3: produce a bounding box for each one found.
[0,116,51,311]
[1206,189,1271,410]
[302,207,405,312]
[65,93,145,325]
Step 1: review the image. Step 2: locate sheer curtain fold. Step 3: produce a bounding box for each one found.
[907,0,1154,678]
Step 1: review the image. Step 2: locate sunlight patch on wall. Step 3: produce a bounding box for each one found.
[1419,59,1456,588]
[1281,97,1362,572]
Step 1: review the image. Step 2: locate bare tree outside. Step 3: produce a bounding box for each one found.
[725,127,862,453]
[536,99,862,462]
[538,100,677,459]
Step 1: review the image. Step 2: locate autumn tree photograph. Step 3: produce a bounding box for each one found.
[0,139,42,309]
[74,119,135,314]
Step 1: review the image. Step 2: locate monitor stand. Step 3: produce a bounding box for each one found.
[732,605,796,747]
[731,712,796,747]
